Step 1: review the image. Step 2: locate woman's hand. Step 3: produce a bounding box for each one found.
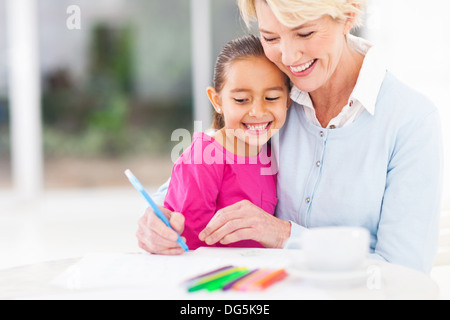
[136,206,186,255]
[199,200,291,248]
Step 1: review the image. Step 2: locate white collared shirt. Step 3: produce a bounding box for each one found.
[289,35,387,129]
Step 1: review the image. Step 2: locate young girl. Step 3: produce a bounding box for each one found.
[164,35,291,250]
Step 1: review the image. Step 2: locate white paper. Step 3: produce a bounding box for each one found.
[47,248,330,300]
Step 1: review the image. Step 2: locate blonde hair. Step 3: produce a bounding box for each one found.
[237,0,366,29]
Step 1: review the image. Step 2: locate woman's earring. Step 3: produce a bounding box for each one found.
[217,108,222,113]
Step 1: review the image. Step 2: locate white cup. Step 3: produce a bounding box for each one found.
[286,227,370,272]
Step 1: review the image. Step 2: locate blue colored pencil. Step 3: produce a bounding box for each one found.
[125,169,189,252]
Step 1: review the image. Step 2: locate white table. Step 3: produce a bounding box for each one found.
[0,248,439,300]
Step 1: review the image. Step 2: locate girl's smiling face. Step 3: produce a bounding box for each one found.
[207,56,290,156]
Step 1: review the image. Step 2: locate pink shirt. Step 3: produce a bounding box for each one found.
[164,132,278,250]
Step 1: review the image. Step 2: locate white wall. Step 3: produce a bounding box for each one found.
[363,0,450,210]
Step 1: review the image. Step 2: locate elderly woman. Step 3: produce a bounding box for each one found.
[137,0,442,273]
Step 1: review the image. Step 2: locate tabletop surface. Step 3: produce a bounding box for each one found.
[0,248,439,300]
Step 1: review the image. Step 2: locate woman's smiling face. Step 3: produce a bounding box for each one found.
[255,0,353,93]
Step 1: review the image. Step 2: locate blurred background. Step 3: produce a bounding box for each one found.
[0,0,249,191]
[0,0,449,277]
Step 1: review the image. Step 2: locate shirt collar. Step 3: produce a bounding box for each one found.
[290,35,387,116]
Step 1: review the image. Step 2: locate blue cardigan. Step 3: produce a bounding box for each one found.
[274,71,443,273]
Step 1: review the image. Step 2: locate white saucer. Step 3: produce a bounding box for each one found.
[287,260,372,288]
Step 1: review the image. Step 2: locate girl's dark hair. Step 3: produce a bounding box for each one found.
[211,34,291,130]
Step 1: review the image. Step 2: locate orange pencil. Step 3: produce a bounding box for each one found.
[250,269,288,290]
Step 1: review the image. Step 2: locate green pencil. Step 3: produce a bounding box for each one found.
[188,268,248,292]
[205,269,251,292]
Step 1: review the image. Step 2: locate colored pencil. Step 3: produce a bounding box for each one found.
[125,169,188,251]
[250,269,288,290]
[187,267,245,292]
[204,269,251,292]
[235,269,274,292]
[184,266,234,285]
[184,266,289,293]
[222,269,259,291]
